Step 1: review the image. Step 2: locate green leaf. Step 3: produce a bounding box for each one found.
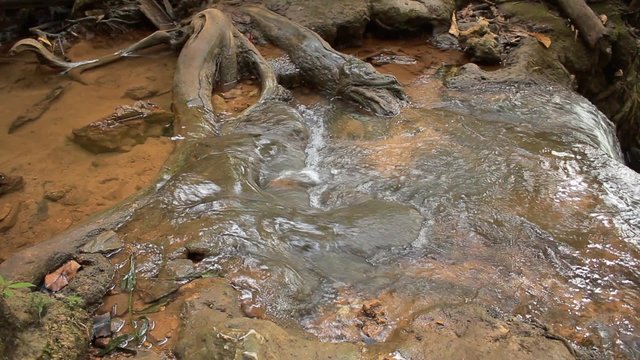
[134,297,170,316]
[97,334,133,356]
[0,275,8,286]
[134,316,151,344]
[120,255,136,293]
[7,282,36,289]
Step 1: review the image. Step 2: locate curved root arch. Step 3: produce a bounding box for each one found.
[0,6,406,282]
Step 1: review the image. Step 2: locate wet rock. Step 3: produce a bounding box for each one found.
[92,312,112,338]
[369,0,455,32]
[0,172,24,197]
[0,290,90,360]
[265,0,369,47]
[465,34,502,64]
[174,278,360,360]
[328,199,423,256]
[394,304,575,359]
[70,101,174,153]
[61,254,115,311]
[358,299,388,340]
[110,317,126,333]
[0,202,21,233]
[367,52,418,66]
[270,55,302,88]
[431,33,461,50]
[43,184,71,202]
[80,230,124,255]
[124,86,162,100]
[137,258,203,303]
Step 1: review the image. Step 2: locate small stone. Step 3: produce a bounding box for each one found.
[110,317,126,334]
[71,101,174,153]
[93,336,110,348]
[0,172,24,197]
[465,34,502,64]
[80,230,123,254]
[124,86,159,100]
[220,88,243,99]
[0,202,21,233]
[432,33,461,50]
[44,184,72,202]
[92,312,112,338]
[212,95,227,112]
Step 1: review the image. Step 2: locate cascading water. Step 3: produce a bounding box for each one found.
[111,74,639,358]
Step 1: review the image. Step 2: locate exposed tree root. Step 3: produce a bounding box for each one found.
[8,84,66,133]
[0,6,407,284]
[556,0,610,52]
[9,28,191,83]
[242,5,407,117]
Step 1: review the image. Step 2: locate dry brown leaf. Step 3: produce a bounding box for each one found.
[44,260,81,292]
[531,32,552,48]
[598,14,608,25]
[449,11,460,38]
[37,36,52,48]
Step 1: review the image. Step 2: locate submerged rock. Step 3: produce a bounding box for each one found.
[369,0,454,32]
[80,230,123,255]
[0,202,21,233]
[265,0,369,47]
[70,101,174,153]
[0,172,24,197]
[174,278,360,360]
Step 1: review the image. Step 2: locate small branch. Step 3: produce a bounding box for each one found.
[8,85,67,133]
[9,28,191,82]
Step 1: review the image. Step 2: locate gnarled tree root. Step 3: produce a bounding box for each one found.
[9,28,191,83]
[242,5,407,117]
[0,7,406,286]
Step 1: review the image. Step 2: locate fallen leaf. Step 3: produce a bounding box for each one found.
[449,11,460,38]
[531,32,552,48]
[44,260,81,292]
[37,36,52,48]
[598,14,608,25]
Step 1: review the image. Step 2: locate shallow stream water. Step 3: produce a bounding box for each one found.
[1,36,639,358]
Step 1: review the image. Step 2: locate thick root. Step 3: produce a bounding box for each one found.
[242,5,407,117]
[172,9,237,138]
[0,8,292,283]
[556,0,610,52]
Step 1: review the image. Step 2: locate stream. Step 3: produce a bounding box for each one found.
[1,37,639,359]
[111,63,639,357]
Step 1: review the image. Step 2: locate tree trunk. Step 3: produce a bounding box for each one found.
[556,0,609,50]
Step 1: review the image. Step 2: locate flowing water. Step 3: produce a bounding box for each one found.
[2,36,639,358]
[111,69,639,358]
